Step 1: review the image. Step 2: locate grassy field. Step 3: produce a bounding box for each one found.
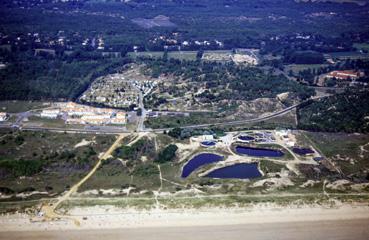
[127,50,237,62]
[204,50,233,54]
[80,136,164,193]
[259,160,286,173]
[302,132,369,158]
[145,112,222,129]
[58,192,369,211]
[217,112,297,132]
[326,51,369,60]
[167,51,198,61]
[24,116,87,130]
[26,116,68,128]
[353,43,369,52]
[0,101,51,113]
[303,132,369,176]
[145,109,297,130]
[127,51,164,59]
[1,189,368,214]
[79,160,162,193]
[128,51,199,61]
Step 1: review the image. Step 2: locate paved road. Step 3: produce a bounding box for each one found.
[12,111,32,128]
[0,96,325,134]
[137,90,146,132]
[0,125,129,134]
[152,95,330,132]
[0,102,302,134]
[2,218,368,240]
[152,101,302,132]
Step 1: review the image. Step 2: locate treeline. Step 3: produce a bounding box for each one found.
[283,51,325,64]
[0,52,130,101]
[2,0,369,54]
[297,89,369,133]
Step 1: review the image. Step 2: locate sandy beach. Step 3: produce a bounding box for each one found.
[2,219,369,240]
[1,203,369,233]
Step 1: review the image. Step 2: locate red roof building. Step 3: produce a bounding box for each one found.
[326,70,364,80]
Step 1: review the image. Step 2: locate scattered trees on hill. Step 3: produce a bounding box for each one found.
[142,58,315,102]
[297,89,369,133]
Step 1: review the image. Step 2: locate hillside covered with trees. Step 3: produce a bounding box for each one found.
[0,52,130,100]
[143,58,315,102]
[297,89,369,133]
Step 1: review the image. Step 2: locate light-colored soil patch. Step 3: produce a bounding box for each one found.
[252,169,294,190]
[74,138,96,149]
[326,180,352,191]
[300,180,321,188]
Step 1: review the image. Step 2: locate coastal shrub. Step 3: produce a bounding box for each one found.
[155,144,178,163]
[132,164,159,177]
[0,159,44,177]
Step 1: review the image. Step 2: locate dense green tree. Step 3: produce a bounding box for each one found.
[155,144,178,163]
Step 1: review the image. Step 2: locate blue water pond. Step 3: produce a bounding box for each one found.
[201,141,216,147]
[206,163,262,179]
[292,147,314,155]
[235,146,284,157]
[181,153,224,178]
[238,135,255,141]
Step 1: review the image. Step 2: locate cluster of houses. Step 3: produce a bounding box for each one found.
[201,49,259,66]
[82,37,105,50]
[79,74,140,108]
[40,102,126,125]
[132,80,157,97]
[0,29,113,59]
[148,33,224,50]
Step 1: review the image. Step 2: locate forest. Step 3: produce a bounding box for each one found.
[0,51,130,100]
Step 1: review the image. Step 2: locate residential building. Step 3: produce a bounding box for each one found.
[81,114,111,125]
[40,109,60,119]
[110,112,127,124]
[326,70,364,81]
[0,112,8,121]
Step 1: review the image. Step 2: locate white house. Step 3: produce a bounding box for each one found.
[0,112,8,121]
[40,109,60,119]
[110,112,127,125]
[81,114,111,125]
